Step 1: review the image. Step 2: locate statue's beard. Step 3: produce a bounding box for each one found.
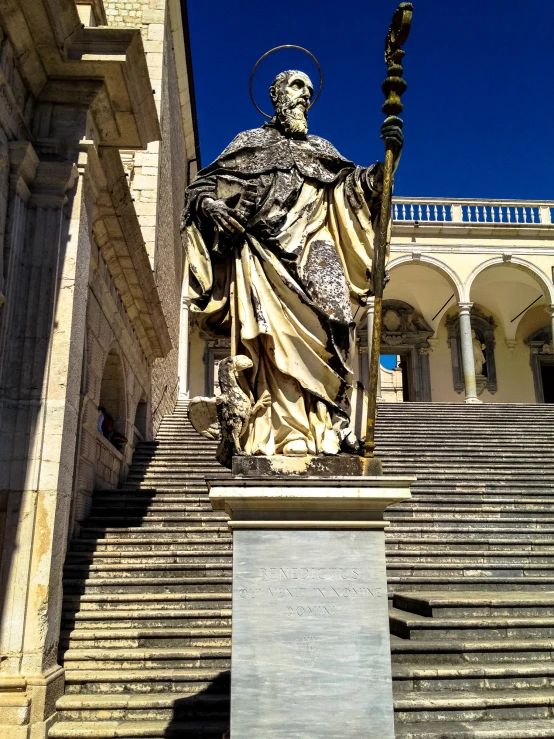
[275,98,308,136]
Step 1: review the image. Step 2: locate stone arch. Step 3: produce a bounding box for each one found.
[464,257,554,304]
[387,254,464,303]
[99,346,127,436]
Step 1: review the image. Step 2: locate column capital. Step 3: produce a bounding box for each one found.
[458,302,474,315]
[9,141,39,201]
[29,161,79,209]
[546,304,554,317]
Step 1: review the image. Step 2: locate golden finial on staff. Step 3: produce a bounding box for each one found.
[364,2,413,458]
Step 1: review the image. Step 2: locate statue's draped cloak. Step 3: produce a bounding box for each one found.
[182,124,387,456]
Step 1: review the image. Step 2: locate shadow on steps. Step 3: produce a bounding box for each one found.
[163,670,230,738]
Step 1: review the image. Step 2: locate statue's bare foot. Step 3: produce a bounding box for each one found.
[282,439,308,456]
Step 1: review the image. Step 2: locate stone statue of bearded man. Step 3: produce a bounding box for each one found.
[182,70,403,459]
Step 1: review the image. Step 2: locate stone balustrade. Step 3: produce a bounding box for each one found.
[392,197,554,225]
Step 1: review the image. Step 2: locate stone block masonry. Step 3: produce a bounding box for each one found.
[104,2,191,430]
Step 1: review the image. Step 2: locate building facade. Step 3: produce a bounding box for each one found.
[186,198,554,412]
[0,1,198,736]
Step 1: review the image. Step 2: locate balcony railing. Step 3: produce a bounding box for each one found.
[392,198,554,225]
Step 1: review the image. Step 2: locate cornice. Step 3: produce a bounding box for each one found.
[88,145,172,361]
[0,0,161,149]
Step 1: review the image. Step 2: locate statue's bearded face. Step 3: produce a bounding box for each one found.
[270,71,314,137]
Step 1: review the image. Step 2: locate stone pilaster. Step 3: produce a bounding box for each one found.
[458,302,482,404]
[547,305,554,352]
[0,150,92,739]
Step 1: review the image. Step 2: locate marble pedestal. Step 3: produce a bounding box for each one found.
[208,475,414,739]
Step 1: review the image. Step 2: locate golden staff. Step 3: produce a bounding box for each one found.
[364,2,413,457]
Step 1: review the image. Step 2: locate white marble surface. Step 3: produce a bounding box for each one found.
[230,528,394,738]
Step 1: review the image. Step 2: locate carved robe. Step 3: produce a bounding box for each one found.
[182,123,387,456]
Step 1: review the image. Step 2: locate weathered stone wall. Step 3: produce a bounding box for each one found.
[0,1,186,734]
[151,20,188,429]
[73,238,151,524]
[103,1,189,429]
[104,0,167,264]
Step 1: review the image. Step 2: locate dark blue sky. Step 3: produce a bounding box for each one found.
[187,0,553,200]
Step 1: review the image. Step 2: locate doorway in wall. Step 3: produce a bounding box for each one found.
[380,354,410,402]
[540,362,554,404]
[399,354,410,402]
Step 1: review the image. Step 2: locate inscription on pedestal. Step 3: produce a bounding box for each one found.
[231,529,394,738]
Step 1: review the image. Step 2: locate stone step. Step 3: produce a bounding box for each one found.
[377,441,554,448]
[91,494,213,502]
[385,518,554,528]
[381,469,554,479]
[56,692,230,721]
[394,718,554,739]
[387,578,554,593]
[49,718,228,738]
[381,458,554,467]
[79,527,230,538]
[62,647,231,670]
[66,550,232,562]
[396,496,554,503]
[390,634,554,664]
[89,505,216,514]
[394,591,554,618]
[62,668,229,695]
[120,484,220,492]
[387,509,554,518]
[407,482,554,490]
[389,607,554,640]
[71,538,232,551]
[64,610,232,629]
[63,580,232,595]
[391,504,554,512]
[386,537,554,548]
[387,563,554,577]
[60,628,232,649]
[387,528,554,540]
[83,515,227,524]
[125,466,224,475]
[63,593,232,611]
[377,432,554,440]
[393,660,554,693]
[65,583,232,596]
[385,550,554,561]
[394,688,554,723]
[71,540,232,552]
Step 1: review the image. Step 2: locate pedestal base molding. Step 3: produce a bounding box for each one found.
[0,666,64,739]
[209,474,414,738]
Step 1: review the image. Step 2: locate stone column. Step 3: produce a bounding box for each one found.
[365,297,382,399]
[210,471,414,739]
[458,302,482,404]
[0,151,91,739]
[178,267,191,399]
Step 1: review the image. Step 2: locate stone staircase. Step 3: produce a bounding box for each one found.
[51,401,554,738]
[381,403,554,738]
[53,401,232,738]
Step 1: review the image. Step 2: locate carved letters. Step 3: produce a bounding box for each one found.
[237,564,385,617]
